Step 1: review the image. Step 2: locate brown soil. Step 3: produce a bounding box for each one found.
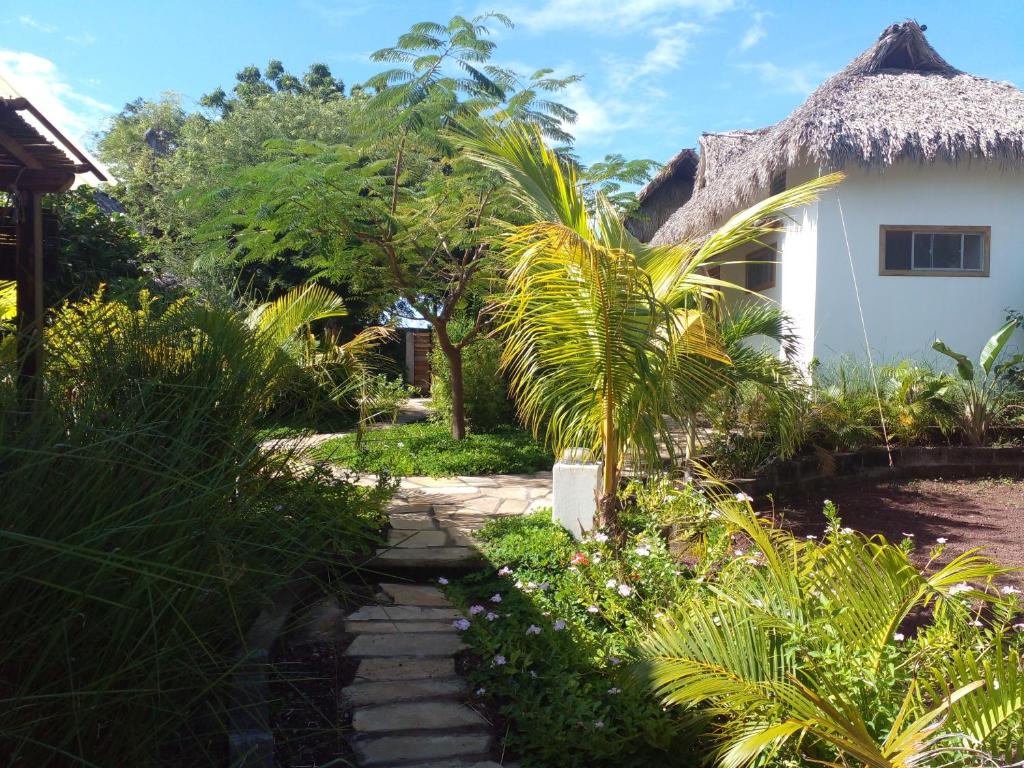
[775,477,1024,587]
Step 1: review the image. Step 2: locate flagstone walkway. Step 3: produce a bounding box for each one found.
[339,472,548,766]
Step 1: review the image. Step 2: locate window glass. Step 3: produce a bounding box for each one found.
[745,248,775,291]
[963,234,983,270]
[912,233,932,269]
[884,230,912,270]
[931,233,962,269]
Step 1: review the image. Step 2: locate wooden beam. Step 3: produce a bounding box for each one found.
[0,129,44,169]
[0,168,76,192]
[15,189,43,404]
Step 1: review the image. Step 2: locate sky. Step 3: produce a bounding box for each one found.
[3,1,1024,170]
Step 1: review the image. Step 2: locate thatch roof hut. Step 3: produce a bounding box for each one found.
[625,147,697,242]
[651,20,1024,245]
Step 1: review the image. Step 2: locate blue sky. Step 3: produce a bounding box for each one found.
[3,1,1023,169]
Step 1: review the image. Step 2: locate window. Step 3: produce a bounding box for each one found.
[880,226,990,276]
[745,247,776,291]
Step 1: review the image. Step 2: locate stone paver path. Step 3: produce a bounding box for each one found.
[340,473,548,766]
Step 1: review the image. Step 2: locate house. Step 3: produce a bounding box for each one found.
[637,21,1024,368]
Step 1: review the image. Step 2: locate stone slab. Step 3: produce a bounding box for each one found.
[354,733,491,766]
[369,546,483,568]
[345,620,458,634]
[348,605,460,622]
[342,677,465,707]
[388,515,438,530]
[352,701,486,733]
[354,657,455,682]
[379,583,451,607]
[345,633,467,658]
[387,529,451,548]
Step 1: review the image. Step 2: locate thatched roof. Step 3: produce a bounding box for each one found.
[651,21,1024,245]
[635,147,698,205]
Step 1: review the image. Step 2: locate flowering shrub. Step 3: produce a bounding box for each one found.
[443,505,706,767]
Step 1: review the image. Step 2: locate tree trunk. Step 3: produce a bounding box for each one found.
[434,324,467,440]
[600,415,619,532]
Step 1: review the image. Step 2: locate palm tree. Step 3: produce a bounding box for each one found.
[633,498,1024,768]
[464,123,840,527]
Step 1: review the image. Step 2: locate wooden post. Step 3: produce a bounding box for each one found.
[15,188,43,403]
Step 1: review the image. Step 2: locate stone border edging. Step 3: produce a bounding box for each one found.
[731,445,1024,499]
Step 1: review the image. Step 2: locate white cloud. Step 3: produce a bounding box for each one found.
[607,21,701,88]
[0,50,114,163]
[738,11,768,51]
[18,15,56,34]
[509,0,736,33]
[739,61,825,96]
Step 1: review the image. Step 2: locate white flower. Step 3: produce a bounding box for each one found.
[971,620,984,627]
[607,687,621,695]
[823,499,831,505]
[734,549,744,557]
[490,593,502,603]
[893,632,905,642]
[712,614,721,626]
[949,582,973,595]
[526,624,542,635]
[498,566,513,576]
[901,532,915,538]
[396,441,405,448]
[485,612,499,621]
[469,604,485,615]
[840,527,854,535]
[635,545,651,557]
[605,578,618,589]
[476,687,486,695]
[1013,623,1024,631]
[453,618,471,631]
[654,611,664,619]
[617,584,632,597]
[593,553,602,563]
[273,504,284,512]
[594,719,605,729]
[529,670,538,678]
[936,537,947,544]
[553,619,566,631]
[587,605,600,614]
[525,581,537,591]
[437,577,449,585]
[806,535,817,540]
[1000,585,1020,594]
[594,532,609,543]
[492,655,506,666]
[735,492,753,502]
[514,580,524,588]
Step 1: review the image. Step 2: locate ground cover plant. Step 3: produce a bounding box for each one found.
[0,288,393,765]
[442,479,1024,768]
[313,420,551,476]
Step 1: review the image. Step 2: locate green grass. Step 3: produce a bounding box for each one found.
[313,421,553,476]
[254,410,357,441]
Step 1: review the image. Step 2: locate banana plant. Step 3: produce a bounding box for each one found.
[932,319,1024,445]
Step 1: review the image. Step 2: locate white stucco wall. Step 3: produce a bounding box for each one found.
[810,161,1024,365]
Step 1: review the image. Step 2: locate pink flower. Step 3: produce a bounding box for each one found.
[587,605,599,614]
[617,584,632,597]
[498,566,513,576]
[453,618,471,631]
[571,552,590,566]
[490,593,502,603]
[526,624,542,635]
[553,619,566,631]
[469,604,485,615]
[485,612,499,621]
[492,655,506,666]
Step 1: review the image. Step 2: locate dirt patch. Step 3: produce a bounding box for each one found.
[775,477,1024,587]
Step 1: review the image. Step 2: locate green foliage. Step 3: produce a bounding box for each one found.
[932,320,1024,445]
[465,120,841,518]
[443,509,700,767]
[633,495,1024,768]
[0,290,392,764]
[314,421,551,476]
[430,318,515,431]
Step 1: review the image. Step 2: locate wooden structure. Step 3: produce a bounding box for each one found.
[0,90,105,395]
[404,329,432,393]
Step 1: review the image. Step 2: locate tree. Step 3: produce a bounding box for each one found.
[464,122,841,526]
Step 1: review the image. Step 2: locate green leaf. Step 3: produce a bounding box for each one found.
[979,318,1019,374]
[932,338,974,380]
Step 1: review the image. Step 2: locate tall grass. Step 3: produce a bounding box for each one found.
[0,289,389,765]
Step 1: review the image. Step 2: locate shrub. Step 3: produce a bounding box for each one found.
[430,317,515,432]
[0,290,391,765]
[314,421,551,476]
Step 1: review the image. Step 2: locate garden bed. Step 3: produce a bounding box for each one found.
[777,477,1024,587]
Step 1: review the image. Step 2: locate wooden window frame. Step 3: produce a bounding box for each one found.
[879,225,990,277]
[745,246,776,292]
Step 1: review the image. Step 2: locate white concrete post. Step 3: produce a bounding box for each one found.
[552,448,603,540]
